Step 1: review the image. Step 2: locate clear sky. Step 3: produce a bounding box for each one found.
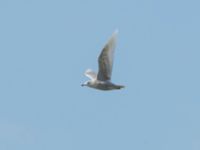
[0,0,200,150]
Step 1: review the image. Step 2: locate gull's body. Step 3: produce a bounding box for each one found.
[82,30,124,91]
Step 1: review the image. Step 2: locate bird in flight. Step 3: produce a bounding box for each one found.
[81,30,124,91]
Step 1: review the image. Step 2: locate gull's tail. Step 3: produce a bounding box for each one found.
[115,85,125,89]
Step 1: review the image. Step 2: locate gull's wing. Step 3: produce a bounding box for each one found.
[97,30,118,81]
[84,69,97,80]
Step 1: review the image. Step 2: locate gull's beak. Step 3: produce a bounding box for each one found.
[81,81,88,87]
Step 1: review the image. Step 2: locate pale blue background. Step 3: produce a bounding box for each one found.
[0,0,200,150]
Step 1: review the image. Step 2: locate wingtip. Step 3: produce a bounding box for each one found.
[114,29,119,35]
[110,29,118,40]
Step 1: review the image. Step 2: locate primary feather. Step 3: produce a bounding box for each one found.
[97,30,118,81]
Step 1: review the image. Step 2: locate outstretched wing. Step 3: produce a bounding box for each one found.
[84,69,97,80]
[97,30,118,81]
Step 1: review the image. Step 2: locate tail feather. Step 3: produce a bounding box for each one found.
[116,85,125,89]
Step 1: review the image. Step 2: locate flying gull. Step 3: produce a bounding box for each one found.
[81,30,125,90]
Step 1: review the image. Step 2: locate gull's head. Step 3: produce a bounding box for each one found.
[81,80,92,87]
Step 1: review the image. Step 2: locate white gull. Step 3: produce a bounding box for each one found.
[81,30,124,91]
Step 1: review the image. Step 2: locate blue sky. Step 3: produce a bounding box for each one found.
[0,0,200,150]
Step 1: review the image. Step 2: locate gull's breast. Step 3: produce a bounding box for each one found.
[92,80,117,90]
